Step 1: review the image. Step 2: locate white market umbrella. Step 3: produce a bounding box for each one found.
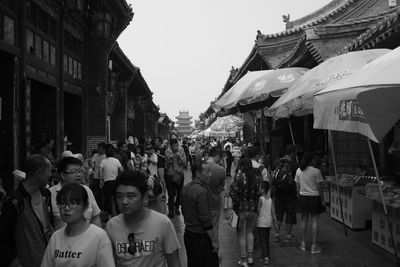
[314,46,400,259]
[210,115,244,132]
[267,49,389,119]
[213,68,307,112]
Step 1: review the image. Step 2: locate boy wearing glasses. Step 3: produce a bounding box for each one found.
[49,156,101,230]
[106,170,181,267]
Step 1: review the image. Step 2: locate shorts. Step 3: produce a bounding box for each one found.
[274,195,297,224]
[296,195,326,214]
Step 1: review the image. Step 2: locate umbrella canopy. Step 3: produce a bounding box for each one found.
[210,115,244,132]
[213,68,307,112]
[313,46,400,143]
[267,49,389,119]
[204,127,235,137]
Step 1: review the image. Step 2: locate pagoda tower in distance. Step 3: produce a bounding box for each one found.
[175,111,193,137]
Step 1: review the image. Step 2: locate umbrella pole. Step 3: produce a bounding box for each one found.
[288,120,299,164]
[328,130,348,237]
[367,140,399,263]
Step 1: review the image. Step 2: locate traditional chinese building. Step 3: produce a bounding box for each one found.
[0,0,133,191]
[175,111,193,137]
[210,0,400,173]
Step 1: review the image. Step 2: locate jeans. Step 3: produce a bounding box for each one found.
[257,227,271,258]
[226,160,232,176]
[165,173,184,212]
[103,180,116,215]
[90,178,103,210]
[184,231,219,267]
[237,211,257,258]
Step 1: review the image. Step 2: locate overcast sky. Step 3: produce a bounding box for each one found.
[118,0,331,122]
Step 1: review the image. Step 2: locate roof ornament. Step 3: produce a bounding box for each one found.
[256,30,265,40]
[282,14,294,30]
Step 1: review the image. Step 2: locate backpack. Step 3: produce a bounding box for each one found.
[152,175,163,196]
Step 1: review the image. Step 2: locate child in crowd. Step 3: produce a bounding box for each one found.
[257,181,275,265]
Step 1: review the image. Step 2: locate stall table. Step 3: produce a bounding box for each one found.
[329,175,376,229]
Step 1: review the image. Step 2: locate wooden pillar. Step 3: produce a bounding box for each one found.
[17,0,28,164]
[56,5,65,156]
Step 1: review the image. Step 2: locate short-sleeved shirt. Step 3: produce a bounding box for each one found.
[49,183,101,230]
[91,153,106,179]
[155,146,166,168]
[203,160,225,211]
[106,210,181,267]
[181,181,213,234]
[100,157,122,182]
[40,224,114,267]
[232,146,241,158]
[295,166,324,196]
[148,153,158,177]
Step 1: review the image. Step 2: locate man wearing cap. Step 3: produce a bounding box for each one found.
[0,154,54,267]
[271,153,297,243]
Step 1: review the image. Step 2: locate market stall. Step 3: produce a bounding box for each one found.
[328,174,376,229]
[366,183,400,256]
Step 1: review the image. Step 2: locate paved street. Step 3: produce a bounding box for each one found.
[148,167,398,267]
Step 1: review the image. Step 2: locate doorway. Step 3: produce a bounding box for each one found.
[30,80,57,154]
[0,51,14,191]
[64,91,82,153]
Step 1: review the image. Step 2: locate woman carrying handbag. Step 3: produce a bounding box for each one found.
[230,157,262,266]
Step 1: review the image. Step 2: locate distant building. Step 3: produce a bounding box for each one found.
[175,111,193,137]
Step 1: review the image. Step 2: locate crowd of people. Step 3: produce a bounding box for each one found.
[0,133,329,266]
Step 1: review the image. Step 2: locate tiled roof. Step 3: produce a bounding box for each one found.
[337,7,400,55]
[256,0,356,40]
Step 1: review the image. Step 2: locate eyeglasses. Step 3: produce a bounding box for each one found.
[63,168,84,175]
[57,200,81,209]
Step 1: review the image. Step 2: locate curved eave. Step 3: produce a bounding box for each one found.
[340,8,400,53]
[233,44,272,85]
[256,0,356,41]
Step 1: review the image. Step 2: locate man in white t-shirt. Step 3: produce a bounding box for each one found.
[50,156,101,230]
[106,170,181,267]
[100,145,123,218]
[90,142,107,208]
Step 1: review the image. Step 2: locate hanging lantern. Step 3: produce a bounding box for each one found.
[94,12,112,38]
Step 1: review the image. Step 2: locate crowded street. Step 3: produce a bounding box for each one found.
[148,164,397,267]
[1,0,400,267]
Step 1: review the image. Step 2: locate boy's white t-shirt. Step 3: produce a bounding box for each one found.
[49,183,101,230]
[106,210,181,267]
[40,224,115,267]
[294,166,324,196]
[100,157,122,181]
[257,196,272,228]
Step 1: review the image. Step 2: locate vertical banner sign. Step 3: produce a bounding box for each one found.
[0,97,2,120]
[13,56,19,169]
[26,79,32,157]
